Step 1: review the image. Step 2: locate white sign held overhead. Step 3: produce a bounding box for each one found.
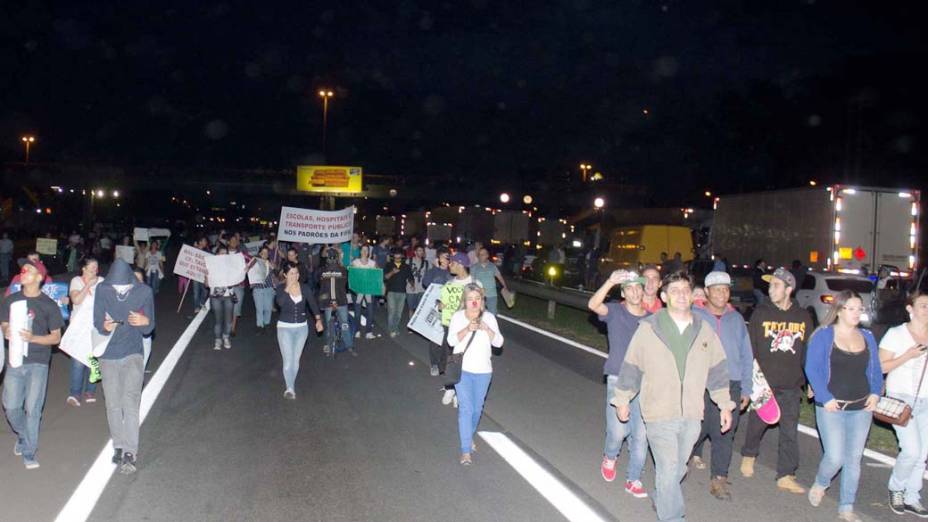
[148,228,171,238]
[173,244,211,284]
[277,206,354,244]
[204,253,247,287]
[115,245,136,265]
[133,227,150,242]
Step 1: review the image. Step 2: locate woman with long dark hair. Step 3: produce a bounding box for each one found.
[274,261,323,399]
[805,290,883,522]
[64,256,103,406]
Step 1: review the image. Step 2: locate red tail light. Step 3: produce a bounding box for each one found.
[820,295,835,304]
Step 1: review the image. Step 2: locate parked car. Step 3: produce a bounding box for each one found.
[795,272,875,327]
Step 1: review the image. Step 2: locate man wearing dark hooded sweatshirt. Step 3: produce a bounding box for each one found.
[94,259,155,474]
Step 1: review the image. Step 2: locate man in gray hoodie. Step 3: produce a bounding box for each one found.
[94,259,155,474]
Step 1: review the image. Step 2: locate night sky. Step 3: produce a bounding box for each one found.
[3,1,926,205]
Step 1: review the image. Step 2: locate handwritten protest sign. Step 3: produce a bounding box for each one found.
[133,227,150,242]
[149,227,171,238]
[36,238,58,256]
[204,253,246,287]
[277,206,354,244]
[115,245,136,264]
[407,283,445,345]
[247,259,269,285]
[348,267,384,296]
[173,244,211,284]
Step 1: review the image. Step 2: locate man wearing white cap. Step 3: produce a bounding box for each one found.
[690,271,753,500]
[588,269,651,499]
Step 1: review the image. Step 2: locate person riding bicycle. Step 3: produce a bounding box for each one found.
[318,246,356,356]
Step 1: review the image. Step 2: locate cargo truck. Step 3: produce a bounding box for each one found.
[712,185,920,277]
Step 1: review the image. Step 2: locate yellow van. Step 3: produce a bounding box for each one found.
[597,225,694,281]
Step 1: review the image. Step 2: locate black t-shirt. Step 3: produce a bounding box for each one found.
[0,291,65,365]
[829,344,870,410]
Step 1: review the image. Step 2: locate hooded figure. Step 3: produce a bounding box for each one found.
[94,259,155,359]
[92,258,155,474]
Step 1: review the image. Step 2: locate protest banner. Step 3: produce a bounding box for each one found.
[406,283,445,345]
[173,244,211,284]
[348,267,384,296]
[59,303,94,368]
[245,240,264,256]
[204,253,246,287]
[133,227,150,242]
[115,245,136,264]
[277,206,354,244]
[149,227,171,238]
[7,281,69,320]
[36,237,58,256]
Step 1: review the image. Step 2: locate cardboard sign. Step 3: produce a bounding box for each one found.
[36,237,58,256]
[247,259,269,285]
[173,244,211,284]
[348,267,384,296]
[406,283,445,346]
[133,227,150,242]
[59,301,94,368]
[277,206,354,244]
[149,227,171,238]
[204,253,246,287]
[115,245,136,264]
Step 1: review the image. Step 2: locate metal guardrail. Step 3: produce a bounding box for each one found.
[507,278,591,318]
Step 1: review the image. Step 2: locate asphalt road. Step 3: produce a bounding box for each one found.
[0,281,911,521]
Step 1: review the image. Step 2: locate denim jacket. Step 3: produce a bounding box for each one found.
[804,325,883,406]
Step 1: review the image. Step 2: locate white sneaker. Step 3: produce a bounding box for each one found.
[389,332,398,338]
[452,395,458,408]
[214,339,222,350]
[222,336,231,349]
[442,389,455,405]
[365,332,376,339]
[354,331,361,339]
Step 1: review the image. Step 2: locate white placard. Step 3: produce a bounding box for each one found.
[277,206,354,244]
[406,283,446,346]
[245,240,264,256]
[115,245,136,264]
[173,244,212,284]
[133,227,150,242]
[205,253,246,287]
[149,227,171,238]
[58,301,94,368]
[8,300,31,368]
[247,259,269,285]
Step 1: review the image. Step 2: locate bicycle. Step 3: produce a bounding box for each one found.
[323,301,349,358]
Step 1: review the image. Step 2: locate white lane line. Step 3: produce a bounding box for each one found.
[55,306,210,522]
[497,314,914,477]
[478,431,607,522]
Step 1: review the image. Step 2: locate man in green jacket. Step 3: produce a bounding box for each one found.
[613,272,735,522]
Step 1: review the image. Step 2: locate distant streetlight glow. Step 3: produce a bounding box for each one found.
[96,189,105,198]
[579,163,592,182]
[809,180,817,186]
[593,197,605,209]
[21,135,36,163]
[500,193,511,203]
[112,190,120,198]
[318,88,335,158]
[704,190,712,197]
[522,194,533,205]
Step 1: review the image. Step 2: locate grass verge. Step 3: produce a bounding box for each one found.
[505,293,900,457]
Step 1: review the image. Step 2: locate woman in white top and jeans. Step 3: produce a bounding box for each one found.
[65,257,103,406]
[447,283,504,465]
[880,290,928,517]
[274,262,323,399]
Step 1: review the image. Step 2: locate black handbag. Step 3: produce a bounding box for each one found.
[443,330,477,387]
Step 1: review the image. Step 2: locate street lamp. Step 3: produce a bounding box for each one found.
[522,194,533,205]
[593,196,605,209]
[500,193,511,204]
[579,163,592,182]
[704,190,712,197]
[318,89,334,158]
[21,136,35,163]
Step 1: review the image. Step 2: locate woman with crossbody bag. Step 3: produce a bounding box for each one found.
[447,283,504,466]
[879,290,928,517]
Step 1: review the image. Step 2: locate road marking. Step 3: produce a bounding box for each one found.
[55,306,210,522]
[478,431,607,522]
[498,314,917,478]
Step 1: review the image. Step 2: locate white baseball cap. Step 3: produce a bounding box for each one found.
[704,271,732,287]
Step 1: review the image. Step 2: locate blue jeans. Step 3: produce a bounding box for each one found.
[2,363,50,459]
[406,292,423,315]
[605,375,648,481]
[813,406,872,513]
[890,395,928,504]
[324,305,354,350]
[69,357,97,397]
[646,418,702,522]
[143,336,152,369]
[232,286,245,317]
[386,291,406,334]
[276,324,309,392]
[454,371,493,454]
[485,295,498,315]
[147,271,162,295]
[353,298,377,335]
[192,281,207,310]
[253,287,275,327]
[211,296,234,339]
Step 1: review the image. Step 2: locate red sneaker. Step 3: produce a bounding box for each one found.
[600,457,617,482]
[624,480,648,499]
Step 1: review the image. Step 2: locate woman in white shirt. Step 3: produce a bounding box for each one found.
[447,283,504,465]
[65,257,103,406]
[880,291,928,517]
[145,240,165,295]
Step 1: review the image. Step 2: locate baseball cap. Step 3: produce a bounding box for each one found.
[615,270,647,288]
[450,252,470,267]
[704,271,732,287]
[762,267,796,289]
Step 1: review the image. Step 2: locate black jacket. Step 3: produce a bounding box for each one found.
[275,284,321,324]
[748,300,814,390]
